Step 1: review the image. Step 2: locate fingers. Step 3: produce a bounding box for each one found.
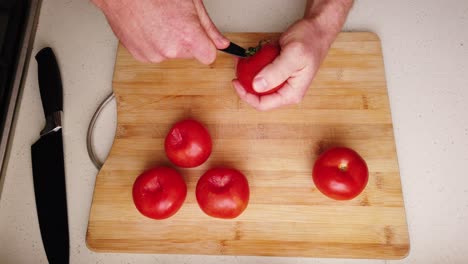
[124,36,167,63]
[233,65,313,111]
[98,0,224,64]
[189,26,218,65]
[258,66,312,111]
[106,11,166,63]
[192,0,229,49]
[141,26,217,65]
[232,79,261,108]
[252,42,307,93]
[127,48,149,63]
[233,79,294,111]
[191,0,227,64]
[143,24,216,64]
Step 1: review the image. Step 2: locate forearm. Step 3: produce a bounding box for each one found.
[304,0,354,45]
[91,0,130,11]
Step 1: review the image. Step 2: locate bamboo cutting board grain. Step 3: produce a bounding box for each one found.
[86,32,410,259]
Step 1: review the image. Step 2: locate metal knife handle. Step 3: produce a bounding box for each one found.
[35,47,63,117]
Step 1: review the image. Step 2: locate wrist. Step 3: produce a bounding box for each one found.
[91,0,105,9]
[301,18,335,60]
[303,0,353,51]
[304,0,354,20]
[92,0,128,11]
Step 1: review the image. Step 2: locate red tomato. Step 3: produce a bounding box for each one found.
[132,166,187,219]
[236,42,285,95]
[312,147,369,200]
[196,167,250,219]
[164,119,212,168]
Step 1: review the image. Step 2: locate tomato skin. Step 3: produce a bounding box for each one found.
[164,119,212,168]
[312,147,369,200]
[236,43,285,95]
[196,167,250,219]
[132,166,187,219]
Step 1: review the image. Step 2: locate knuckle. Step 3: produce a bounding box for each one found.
[283,93,303,105]
[146,52,165,63]
[256,105,269,112]
[182,32,195,46]
[149,56,164,63]
[130,52,148,63]
[286,42,307,57]
[158,40,187,59]
[206,51,216,64]
[160,47,178,59]
[290,95,303,104]
[204,21,216,34]
[198,46,216,65]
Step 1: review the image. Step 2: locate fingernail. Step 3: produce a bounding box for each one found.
[218,37,229,48]
[253,77,268,92]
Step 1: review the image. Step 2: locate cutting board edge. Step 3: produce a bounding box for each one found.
[86,31,410,259]
[85,237,410,259]
[221,31,382,41]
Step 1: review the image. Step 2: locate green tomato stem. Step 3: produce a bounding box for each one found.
[245,39,271,57]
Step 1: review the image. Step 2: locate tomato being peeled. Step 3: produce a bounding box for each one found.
[312,147,369,200]
[165,119,212,168]
[236,42,285,96]
[196,167,250,219]
[132,166,187,220]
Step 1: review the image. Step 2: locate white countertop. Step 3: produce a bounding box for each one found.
[1,0,468,263]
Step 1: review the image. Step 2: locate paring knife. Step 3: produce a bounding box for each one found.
[31,47,69,264]
[219,42,247,58]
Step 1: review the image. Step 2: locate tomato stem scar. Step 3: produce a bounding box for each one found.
[339,163,347,172]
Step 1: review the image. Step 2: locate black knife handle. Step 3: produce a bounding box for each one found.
[35,47,63,117]
[219,42,247,58]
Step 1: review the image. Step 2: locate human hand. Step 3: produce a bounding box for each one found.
[232,0,353,111]
[232,19,329,111]
[92,0,229,64]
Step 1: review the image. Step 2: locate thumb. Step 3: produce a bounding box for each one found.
[252,47,302,93]
[192,0,229,49]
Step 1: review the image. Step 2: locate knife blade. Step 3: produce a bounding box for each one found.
[219,42,247,58]
[31,47,69,264]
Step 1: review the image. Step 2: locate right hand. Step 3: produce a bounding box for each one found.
[92,0,229,64]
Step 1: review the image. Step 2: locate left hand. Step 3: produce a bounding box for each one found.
[232,19,330,111]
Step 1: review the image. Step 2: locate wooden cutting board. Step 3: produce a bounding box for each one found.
[86,32,410,259]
